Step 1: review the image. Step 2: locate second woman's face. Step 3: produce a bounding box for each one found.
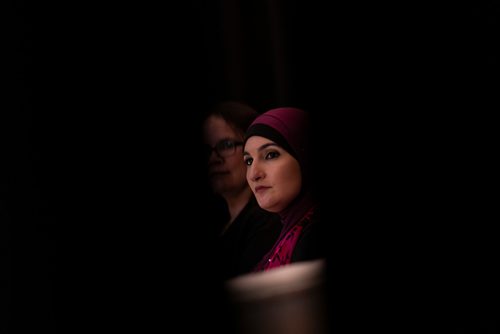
[243,135,302,213]
[203,115,248,197]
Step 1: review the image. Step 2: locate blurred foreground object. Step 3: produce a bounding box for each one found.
[226,259,328,334]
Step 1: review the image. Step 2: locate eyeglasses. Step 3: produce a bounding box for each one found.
[205,139,244,158]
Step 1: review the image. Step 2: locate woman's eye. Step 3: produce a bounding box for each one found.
[265,151,280,160]
[218,140,233,150]
[244,157,253,166]
[223,141,234,149]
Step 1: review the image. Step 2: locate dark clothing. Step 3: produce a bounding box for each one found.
[290,206,324,262]
[217,196,282,280]
[253,202,324,271]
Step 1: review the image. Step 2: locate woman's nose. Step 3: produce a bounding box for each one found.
[249,163,264,182]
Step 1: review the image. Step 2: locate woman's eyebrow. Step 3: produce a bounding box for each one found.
[243,142,279,156]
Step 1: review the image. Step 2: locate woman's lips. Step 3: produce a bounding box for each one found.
[254,185,270,193]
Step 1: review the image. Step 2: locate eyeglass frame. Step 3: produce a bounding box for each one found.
[205,139,244,158]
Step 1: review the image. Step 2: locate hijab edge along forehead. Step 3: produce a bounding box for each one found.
[245,107,310,168]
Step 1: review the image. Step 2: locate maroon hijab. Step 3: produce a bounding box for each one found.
[245,107,317,271]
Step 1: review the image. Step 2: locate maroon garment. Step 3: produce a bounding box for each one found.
[217,195,282,279]
[254,204,317,271]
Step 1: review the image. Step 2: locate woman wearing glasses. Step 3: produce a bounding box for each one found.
[243,107,324,271]
[202,101,281,280]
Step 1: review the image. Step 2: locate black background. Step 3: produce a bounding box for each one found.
[3,0,498,333]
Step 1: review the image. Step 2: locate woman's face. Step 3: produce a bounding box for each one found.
[203,115,248,197]
[243,135,302,213]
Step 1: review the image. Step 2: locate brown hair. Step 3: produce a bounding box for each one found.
[206,101,259,137]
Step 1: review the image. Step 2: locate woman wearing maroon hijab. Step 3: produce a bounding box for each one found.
[243,107,324,271]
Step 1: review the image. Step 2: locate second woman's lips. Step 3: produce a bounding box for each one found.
[209,170,229,176]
